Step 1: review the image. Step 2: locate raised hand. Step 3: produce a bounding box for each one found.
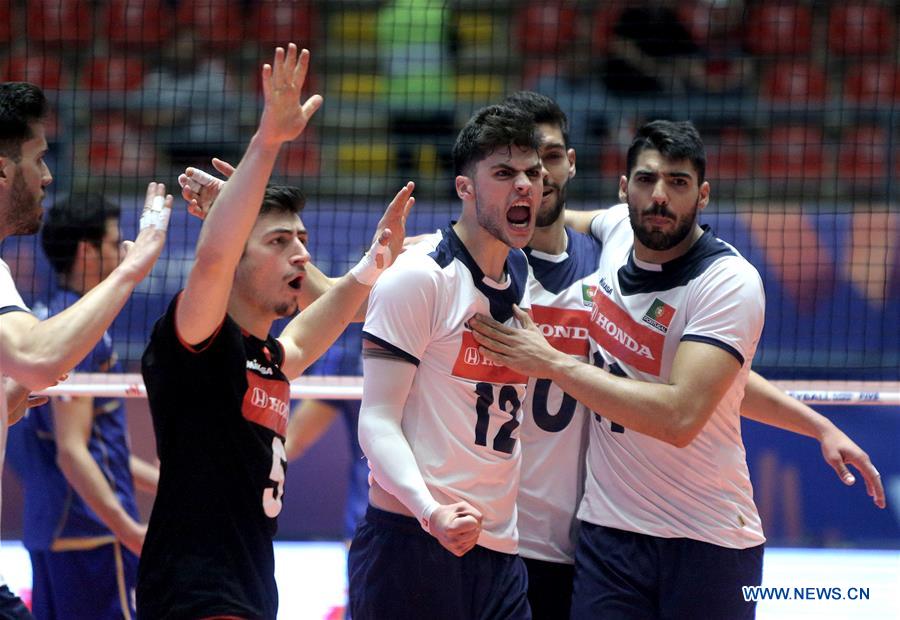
[377,181,416,259]
[178,158,235,220]
[257,44,323,148]
[118,182,173,283]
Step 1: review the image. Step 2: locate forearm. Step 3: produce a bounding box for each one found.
[129,455,159,494]
[741,370,830,440]
[563,208,604,234]
[4,378,30,425]
[1,270,138,389]
[193,132,282,269]
[361,413,439,520]
[280,274,372,377]
[58,449,142,538]
[548,356,700,446]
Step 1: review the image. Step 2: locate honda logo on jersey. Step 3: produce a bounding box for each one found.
[242,373,291,436]
[589,290,664,375]
[452,331,528,385]
[531,305,591,357]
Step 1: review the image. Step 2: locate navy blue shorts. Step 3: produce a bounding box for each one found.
[30,542,138,620]
[521,557,574,620]
[348,506,531,620]
[0,584,32,619]
[571,523,763,620]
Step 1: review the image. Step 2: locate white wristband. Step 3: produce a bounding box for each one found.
[349,240,392,286]
[139,195,170,232]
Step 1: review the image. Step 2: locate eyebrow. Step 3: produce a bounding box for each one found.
[264,227,307,237]
[491,162,543,174]
[540,141,566,151]
[634,169,694,179]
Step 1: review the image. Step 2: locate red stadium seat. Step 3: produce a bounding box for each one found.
[843,62,900,105]
[837,126,888,184]
[88,115,157,177]
[3,54,66,91]
[516,1,577,55]
[828,4,895,56]
[0,0,12,44]
[275,134,321,179]
[80,56,145,92]
[744,3,812,56]
[761,61,828,103]
[176,0,245,50]
[591,4,622,55]
[250,1,316,48]
[27,0,92,45]
[761,125,829,181]
[705,128,752,182]
[104,0,174,49]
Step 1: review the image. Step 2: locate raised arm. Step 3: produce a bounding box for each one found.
[277,182,414,378]
[0,183,170,390]
[741,371,885,508]
[176,44,323,345]
[178,159,352,317]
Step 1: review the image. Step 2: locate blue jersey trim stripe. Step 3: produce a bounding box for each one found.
[0,305,29,316]
[618,227,737,296]
[525,228,603,294]
[680,334,745,366]
[361,331,420,366]
[428,225,528,323]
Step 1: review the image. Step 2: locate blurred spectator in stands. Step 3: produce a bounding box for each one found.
[601,0,705,97]
[377,0,456,184]
[129,30,244,165]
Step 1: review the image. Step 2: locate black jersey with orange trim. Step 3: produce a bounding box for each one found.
[137,293,290,620]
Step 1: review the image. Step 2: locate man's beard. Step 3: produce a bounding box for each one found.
[536,183,566,227]
[627,197,698,251]
[8,169,42,235]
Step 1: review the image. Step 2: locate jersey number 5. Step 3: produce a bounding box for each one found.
[262,436,287,518]
[474,382,521,454]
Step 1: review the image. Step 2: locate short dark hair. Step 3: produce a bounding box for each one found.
[0,82,48,160]
[452,104,540,176]
[626,120,706,183]
[503,91,570,147]
[41,194,121,277]
[260,185,305,218]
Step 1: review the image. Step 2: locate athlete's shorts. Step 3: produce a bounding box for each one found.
[30,542,138,620]
[571,523,763,620]
[0,584,32,620]
[348,506,531,620]
[521,556,574,620]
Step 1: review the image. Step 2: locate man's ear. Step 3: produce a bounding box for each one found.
[0,156,12,184]
[455,175,474,201]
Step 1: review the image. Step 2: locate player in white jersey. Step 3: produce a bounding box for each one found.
[349,104,543,619]
[471,120,885,619]
[0,82,170,617]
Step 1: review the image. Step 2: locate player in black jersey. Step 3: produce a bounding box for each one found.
[137,44,414,620]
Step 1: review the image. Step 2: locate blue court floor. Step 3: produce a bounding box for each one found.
[1,542,897,618]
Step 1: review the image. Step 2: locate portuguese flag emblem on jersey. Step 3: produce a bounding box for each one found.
[582,283,597,306]
[642,298,675,333]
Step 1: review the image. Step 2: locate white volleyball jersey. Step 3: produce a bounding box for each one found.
[0,257,30,579]
[517,229,602,564]
[362,226,531,554]
[578,205,766,549]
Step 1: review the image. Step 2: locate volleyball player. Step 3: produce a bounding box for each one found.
[0,81,171,618]
[347,104,542,619]
[471,120,882,618]
[7,192,160,620]
[136,45,413,619]
[505,93,885,620]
